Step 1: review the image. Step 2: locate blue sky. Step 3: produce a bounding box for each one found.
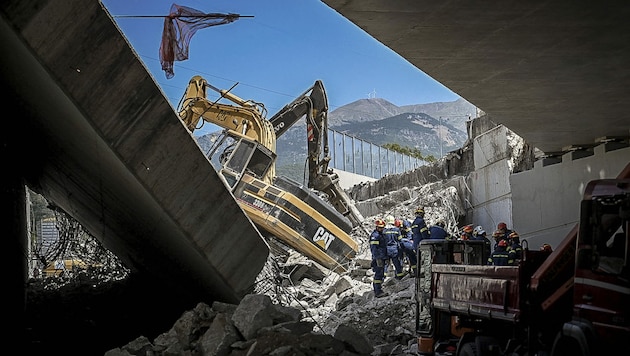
[102,0,460,136]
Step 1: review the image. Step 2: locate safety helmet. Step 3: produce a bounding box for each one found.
[508,231,519,240]
[375,219,385,228]
[415,207,425,215]
[478,229,486,236]
[473,225,484,235]
[498,239,508,247]
[498,222,507,230]
[541,243,552,252]
[460,234,470,241]
[463,225,473,233]
[385,215,395,226]
[394,219,403,228]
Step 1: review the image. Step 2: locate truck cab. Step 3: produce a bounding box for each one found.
[557,179,630,355]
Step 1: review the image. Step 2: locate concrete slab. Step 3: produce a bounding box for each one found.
[1,0,268,303]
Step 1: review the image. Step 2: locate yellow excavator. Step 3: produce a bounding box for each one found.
[178,75,365,272]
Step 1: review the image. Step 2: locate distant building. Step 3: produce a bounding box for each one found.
[38,217,59,257]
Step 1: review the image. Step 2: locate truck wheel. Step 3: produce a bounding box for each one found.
[459,342,478,356]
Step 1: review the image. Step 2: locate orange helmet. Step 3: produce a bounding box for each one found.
[394,219,403,228]
[541,243,552,252]
[463,225,473,233]
[508,231,519,240]
[498,239,508,247]
[375,219,385,228]
[498,222,507,230]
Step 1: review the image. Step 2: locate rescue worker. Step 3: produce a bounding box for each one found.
[383,215,406,279]
[473,227,492,258]
[472,225,485,240]
[460,224,474,240]
[398,218,413,239]
[497,222,514,240]
[487,239,513,266]
[507,231,523,261]
[428,220,449,240]
[492,229,507,252]
[369,218,388,297]
[396,218,417,274]
[540,243,553,252]
[411,207,430,250]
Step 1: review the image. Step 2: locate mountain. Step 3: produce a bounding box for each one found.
[327,98,401,125]
[274,98,474,169]
[328,97,476,132]
[329,112,468,159]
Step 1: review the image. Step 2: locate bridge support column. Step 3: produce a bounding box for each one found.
[2,174,28,341]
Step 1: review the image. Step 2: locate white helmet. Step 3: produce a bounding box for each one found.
[385,215,395,226]
[473,225,484,236]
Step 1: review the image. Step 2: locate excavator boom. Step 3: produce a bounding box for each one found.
[268,80,328,138]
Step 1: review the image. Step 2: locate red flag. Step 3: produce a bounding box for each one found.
[159,4,240,79]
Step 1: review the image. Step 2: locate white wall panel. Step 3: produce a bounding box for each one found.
[474,125,508,169]
[511,145,630,248]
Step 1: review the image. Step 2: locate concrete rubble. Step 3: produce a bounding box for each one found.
[104,250,420,356]
[102,182,461,356]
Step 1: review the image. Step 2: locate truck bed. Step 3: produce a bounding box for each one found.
[431,264,522,322]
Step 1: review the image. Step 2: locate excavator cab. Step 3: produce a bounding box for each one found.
[215,136,276,188]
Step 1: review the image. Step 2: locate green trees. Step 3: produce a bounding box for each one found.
[382,143,436,163]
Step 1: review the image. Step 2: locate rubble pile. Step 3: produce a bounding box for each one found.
[103,182,464,355]
[104,253,418,356]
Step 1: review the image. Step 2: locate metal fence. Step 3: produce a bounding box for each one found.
[328,129,426,180]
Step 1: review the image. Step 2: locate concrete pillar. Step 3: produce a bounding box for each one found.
[3,174,28,341]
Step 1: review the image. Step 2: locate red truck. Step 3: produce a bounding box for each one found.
[415,163,630,355]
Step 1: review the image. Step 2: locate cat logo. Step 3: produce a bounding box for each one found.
[313,226,336,250]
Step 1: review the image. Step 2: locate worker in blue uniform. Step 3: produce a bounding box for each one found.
[487,239,513,266]
[383,215,406,280]
[411,207,431,250]
[397,218,417,274]
[370,218,388,297]
[428,220,449,240]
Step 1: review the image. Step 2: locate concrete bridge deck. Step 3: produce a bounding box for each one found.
[2,0,269,318]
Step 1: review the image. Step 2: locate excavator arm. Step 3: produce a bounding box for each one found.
[269,81,365,228]
[178,75,276,153]
[268,80,328,138]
